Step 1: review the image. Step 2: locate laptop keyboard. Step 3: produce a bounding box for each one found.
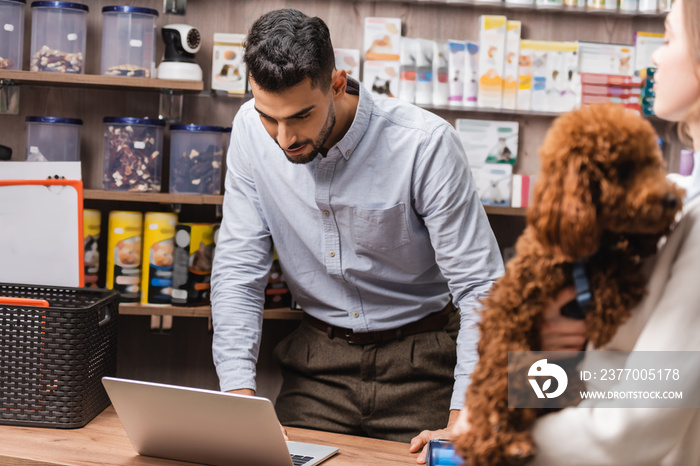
[290,454,315,466]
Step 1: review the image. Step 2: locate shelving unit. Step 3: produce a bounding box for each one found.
[0,0,669,396]
[373,0,667,18]
[0,70,203,92]
[84,189,223,205]
[84,189,526,215]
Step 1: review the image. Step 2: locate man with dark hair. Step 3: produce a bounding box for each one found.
[211,8,504,462]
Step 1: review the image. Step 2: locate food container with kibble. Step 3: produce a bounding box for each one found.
[30,1,88,74]
[101,6,158,78]
[169,124,225,195]
[0,0,25,70]
[103,117,165,192]
[25,116,82,161]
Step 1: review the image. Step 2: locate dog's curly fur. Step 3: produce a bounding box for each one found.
[453,104,684,465]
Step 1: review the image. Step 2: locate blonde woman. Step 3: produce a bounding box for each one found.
[447,0,700,464]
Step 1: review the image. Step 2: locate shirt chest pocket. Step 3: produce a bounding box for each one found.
[351,203,411,251]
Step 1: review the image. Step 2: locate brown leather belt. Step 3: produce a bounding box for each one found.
[302,302,455,345]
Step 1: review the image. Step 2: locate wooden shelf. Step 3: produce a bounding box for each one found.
[0,70,203,92]
[83,189,223,205]
[377,0,666,17]
[84,190,530,215]
[420,103,562,118]
[119,303,303,320]
[484,205,527,216]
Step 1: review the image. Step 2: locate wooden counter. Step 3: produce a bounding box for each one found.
[0,406,417,465]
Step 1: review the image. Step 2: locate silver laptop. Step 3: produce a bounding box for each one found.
[102,377,338,466]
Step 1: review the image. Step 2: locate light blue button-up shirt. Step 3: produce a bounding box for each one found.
[211,78,504,409]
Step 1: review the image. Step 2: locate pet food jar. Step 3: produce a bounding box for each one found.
[25,116,82,161]
[0,0,25,70]
[30,1,88,73]
[101,6,158,78]
[169,124,225,195]
[103,117,165,192]
[223,126,232,155]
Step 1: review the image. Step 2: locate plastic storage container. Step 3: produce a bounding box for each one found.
[103,117,165,192]
[169,124,225,194]
[30,1,88,73]
[101,6,158,78]
[0,0,25,70]
[25,116,82,161]
[0,283,119,428]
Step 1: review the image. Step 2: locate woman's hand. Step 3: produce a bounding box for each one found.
[540,287,587,351]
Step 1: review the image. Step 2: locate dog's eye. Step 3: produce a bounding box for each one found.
[617,162,634,181]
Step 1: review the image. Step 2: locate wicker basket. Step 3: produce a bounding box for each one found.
[0,283,119,428]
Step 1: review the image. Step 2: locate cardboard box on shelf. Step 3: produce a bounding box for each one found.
[432,41,450,106]
[634,32,664,74]
[477,15,507,109]
[456,118,520,167]
[334,48,361,80]
[211,33,246,94]
[578,41,635,76]
[399,38,418,103]
[415,38,435,105]
[363,60,400,98]
[448,40,466,106]
[471,164,513,207]
[502,21,521,110]
[364,17,402,61]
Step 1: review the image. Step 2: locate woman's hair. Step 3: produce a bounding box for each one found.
[243,9,335,94]
[679,0,700,145]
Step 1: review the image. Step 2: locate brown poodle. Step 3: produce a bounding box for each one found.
[453,103,684,465]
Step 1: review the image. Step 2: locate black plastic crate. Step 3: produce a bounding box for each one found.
[0,283,119,428]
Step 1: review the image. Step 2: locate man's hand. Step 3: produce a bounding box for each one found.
[409,410,461,464]
[540,287,588,351]
[228,388,255,396]
[228,389,289,440]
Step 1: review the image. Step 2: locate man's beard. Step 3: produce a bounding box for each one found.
[279,103,336,165]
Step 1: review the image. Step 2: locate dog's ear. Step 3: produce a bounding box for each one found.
[528,155,600,261]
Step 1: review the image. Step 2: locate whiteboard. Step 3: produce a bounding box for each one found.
[0,179,84,287]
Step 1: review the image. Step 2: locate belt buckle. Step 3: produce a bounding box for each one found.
[345,329,362,345]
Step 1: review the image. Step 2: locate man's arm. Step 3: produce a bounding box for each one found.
[409,124,505,462]
[414,123,505,408]
[211,110,274,393]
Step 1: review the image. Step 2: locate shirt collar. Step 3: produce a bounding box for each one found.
[334,77,373,161]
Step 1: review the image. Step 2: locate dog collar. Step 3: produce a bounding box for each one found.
[560,259,592,319]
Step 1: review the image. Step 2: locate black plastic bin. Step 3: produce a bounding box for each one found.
[0,283,119,428]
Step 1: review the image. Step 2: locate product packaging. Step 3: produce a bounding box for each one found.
[172,223,216,306]
[634,32,664,74]
[448,40,466,106]
[364,17,401,61]
[83,208,101,288]
[432,41,450,106]
[211,33,246,94]
[463,42,480,107]
[106,210,143,303]
[415,39,434,105]
[363,60,399,98]
[578,41,635,76]
[502,21,522,110]
[140,212,177,305]
[470,164,513,206]
[517,40,535,110]
[334,48,361,79]
[455,118,520,167]
[477,15,507,109]
[399,38,417,103]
